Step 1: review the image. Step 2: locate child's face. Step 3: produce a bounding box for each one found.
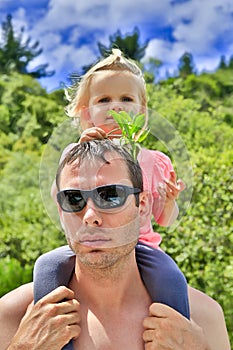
[86,70,143,133]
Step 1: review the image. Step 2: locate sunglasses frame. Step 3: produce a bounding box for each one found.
[57,184,141,213]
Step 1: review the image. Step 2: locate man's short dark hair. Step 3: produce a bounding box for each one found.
[56,139,143,191]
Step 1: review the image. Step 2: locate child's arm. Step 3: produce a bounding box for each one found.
[156,171,185,226]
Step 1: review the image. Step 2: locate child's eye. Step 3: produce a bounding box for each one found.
[121,96,133,102]
[98,97,110,103]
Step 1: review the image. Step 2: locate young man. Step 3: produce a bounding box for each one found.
[0,140,230,350]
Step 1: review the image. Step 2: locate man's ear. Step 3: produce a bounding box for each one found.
[57,202,66,231]
[138,191,152,227]
[80,106,94,130]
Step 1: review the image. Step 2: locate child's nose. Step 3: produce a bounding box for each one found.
[111,102,123,112]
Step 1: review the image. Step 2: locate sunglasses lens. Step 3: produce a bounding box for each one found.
[96,185,126,209]
[57,185,140,212]
[58,190,86,212]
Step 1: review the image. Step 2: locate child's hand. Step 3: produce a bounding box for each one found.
[79,127,107,143]
[157,171,185,202]
[164,171,185,201]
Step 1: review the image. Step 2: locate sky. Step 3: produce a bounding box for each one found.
[0,0,233,92]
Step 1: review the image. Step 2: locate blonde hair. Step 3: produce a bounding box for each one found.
[65,49,147,127]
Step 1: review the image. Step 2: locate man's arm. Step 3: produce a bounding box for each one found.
[0,283,34,350]
[188,286,231,350]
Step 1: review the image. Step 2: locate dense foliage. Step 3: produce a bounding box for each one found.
[0,68,232,345]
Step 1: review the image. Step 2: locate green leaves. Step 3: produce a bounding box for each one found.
[108,110,150,159]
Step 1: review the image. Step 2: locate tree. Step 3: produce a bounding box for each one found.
[218,55,227,70]
[98,27,148,62]
[79,27,149,75]
[228,55,233,69]
[0,72,65,143]
[0,14,54,78]
[178,52,195,78]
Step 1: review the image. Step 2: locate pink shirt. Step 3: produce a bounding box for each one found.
[137,148,174,249]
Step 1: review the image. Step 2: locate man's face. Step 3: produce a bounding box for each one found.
[57,152,147,268]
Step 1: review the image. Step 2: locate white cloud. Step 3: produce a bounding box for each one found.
[194,56,221,73]
[30,0,172,39]
[144,0,233,73]
[169,0,233,54]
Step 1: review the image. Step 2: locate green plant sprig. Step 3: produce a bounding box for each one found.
[107,110,150,160]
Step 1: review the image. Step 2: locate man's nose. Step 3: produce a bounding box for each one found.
[82,199,103,226]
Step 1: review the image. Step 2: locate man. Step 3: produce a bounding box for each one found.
[0,140,230,350]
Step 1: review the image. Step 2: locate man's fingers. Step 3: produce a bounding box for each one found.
[149,302,177,318]
[54,310,81,327]
[51,298,80,317]
[37,286,75,304]
[143,329,156,342]
[143,316,158,329]
[66,324,81,341]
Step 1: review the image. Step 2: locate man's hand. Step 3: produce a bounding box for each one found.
[143,303,210,350]
[8,286,81,350]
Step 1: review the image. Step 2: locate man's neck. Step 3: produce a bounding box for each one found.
[70,250,149,311]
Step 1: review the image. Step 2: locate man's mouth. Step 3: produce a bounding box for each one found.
[79,236,112,247]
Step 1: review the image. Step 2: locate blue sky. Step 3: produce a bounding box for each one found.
[1,0,233,91]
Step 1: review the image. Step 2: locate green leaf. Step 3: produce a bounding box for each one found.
[133,113,145,128]
[107,110,149,159]
[137,129,150,143]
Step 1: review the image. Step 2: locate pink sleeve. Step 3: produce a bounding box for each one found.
[155,150,174,175]
[150,150,174,195]
[138,148,175,196]
[151,151,175,222]
[139,149,175,223]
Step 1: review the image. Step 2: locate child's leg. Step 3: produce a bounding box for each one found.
[33,245,75,303]
[136,242,190,319]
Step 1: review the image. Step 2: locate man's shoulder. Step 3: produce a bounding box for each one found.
[188,286,223,323]
[0,283,34,318]
[188,286,231,349]
[0,283,34,349]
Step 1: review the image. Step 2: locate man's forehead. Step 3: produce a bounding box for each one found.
[59,152,130,188]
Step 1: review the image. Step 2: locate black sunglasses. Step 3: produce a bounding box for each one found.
[57,184,141,212]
